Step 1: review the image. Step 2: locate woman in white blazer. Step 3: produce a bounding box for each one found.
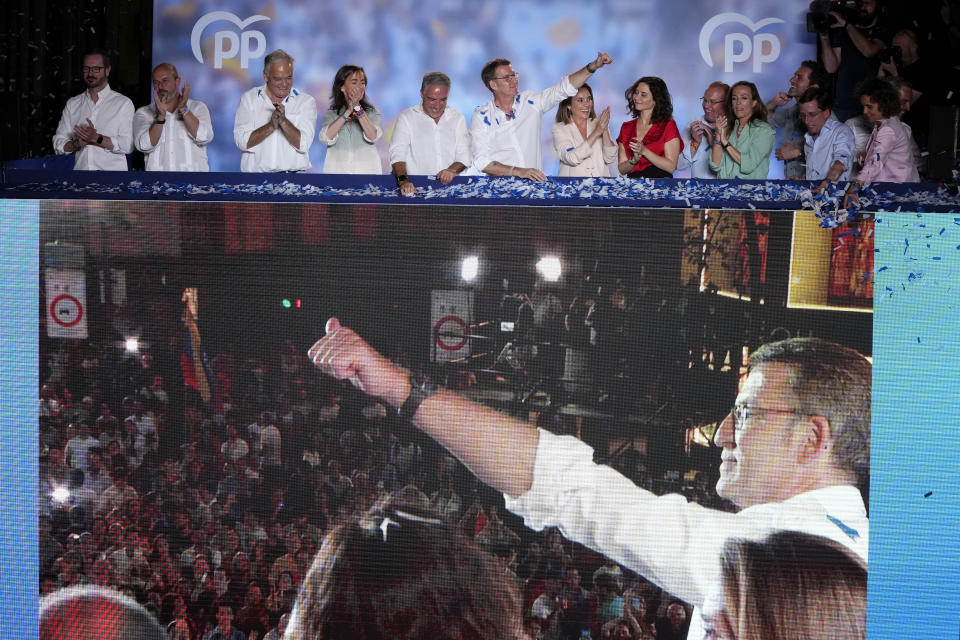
[551,84,617,177]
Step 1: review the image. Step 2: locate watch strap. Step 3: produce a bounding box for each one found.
[398,375,438,422]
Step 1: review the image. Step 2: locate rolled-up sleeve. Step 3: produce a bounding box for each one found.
[388,111,413,165]
[233,93,256,151]
[856,126,894,185]
[111,100,135,154]
[453,112,471,167]
[53,98,78,154]
[191,101,214,146]
[287,95,317,154]
[361,108,382,144]
[133,107,156,153]
[470,109,495,172]
[319,110,341,146]
[831,123,855,176]
[532,75,577,113]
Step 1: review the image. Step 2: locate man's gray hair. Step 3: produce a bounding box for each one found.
[420,71,451,93]
[40,585,168,640]
[748,337,871,491]
[152,62,179,78]
[264,49,294,71]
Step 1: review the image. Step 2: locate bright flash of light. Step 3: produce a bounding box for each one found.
[536,256,562,282]
[461,256,479,281]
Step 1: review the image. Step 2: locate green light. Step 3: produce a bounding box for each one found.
[282,299,291,308]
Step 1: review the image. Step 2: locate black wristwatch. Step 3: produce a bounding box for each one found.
[395,173,409,187]
[96,135,104,145]
[398,374,439,422]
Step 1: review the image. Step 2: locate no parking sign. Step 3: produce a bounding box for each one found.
[430,290,474,362]
[45,269,88,338]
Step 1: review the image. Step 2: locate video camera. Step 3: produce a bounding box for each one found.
[806,0,862,34]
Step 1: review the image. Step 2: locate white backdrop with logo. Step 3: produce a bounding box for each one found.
[154,0,816,176]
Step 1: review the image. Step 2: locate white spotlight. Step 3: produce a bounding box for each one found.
[536,256,562,282]
[125,338,140,353]
[461,255,479,282]
[51,486,70,504]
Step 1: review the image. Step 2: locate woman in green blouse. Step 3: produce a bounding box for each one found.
[710,81,774,179]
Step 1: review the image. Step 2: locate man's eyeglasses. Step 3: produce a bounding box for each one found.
[495,73,519,81]
[701,97,724,105]
[82,66,104,74]
[723,404,805,433]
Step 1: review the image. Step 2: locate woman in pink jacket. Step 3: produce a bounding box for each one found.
[843,78,919,209]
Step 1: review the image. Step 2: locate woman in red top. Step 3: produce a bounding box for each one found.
[616,76,683,178]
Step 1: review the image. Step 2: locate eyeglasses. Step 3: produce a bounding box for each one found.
[82,66,104,73]
[701,98,725,105]
[495,73,519,81]
[729,404,805,430]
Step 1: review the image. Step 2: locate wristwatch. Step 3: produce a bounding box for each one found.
[96,135,104,145]
[398,373,439,422]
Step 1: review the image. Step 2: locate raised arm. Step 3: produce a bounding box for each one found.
[568,52,613,90]
[308,318,539,497]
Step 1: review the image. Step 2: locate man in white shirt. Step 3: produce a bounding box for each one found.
[309,319,870,640]
[133,63,213,171]
[389,71,471,195]
[53,50,134,170]
[676,82,728,179]
[63,422,99,473]
[470,52,613,181]
[233,49,317,172]
[797,87,855,186]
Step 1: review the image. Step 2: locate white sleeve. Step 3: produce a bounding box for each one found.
[287,94,317,154]
[388,110,413,166]
[233,93,256,151]
[191,100,214,146]
[504,429,768,606]
[110,99,135,154]
[133,106,156,153]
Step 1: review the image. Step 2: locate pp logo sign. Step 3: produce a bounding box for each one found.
[191,11,270,69]
[699,13,784,73]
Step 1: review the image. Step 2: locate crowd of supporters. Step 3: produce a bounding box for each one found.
[36,277,745,638]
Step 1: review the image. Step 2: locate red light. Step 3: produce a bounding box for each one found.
[295,299,301,308]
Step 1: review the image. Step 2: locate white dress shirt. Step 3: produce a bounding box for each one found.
[551,119,616,177]
[233,85,317,172]
[133,99,213,171]
[505,429,868,640]
[53,84,134,170]
[388,104,471,175]
[676,118,719,179]
[470,76,576,173]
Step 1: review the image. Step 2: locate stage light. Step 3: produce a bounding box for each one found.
[282,298,291,308]
[124,338,140,353]
[536,256,562,282]
[461,255,479,281]
[51,486,70,504]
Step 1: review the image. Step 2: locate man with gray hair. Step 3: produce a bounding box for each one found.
[309,319,870,640]
[233,49,317,172]
[133,62,213,171]
[40,585,168,640]
[389,71,471,195]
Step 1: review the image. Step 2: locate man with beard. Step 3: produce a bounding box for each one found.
[133,62,213,171]
[53,50,134,170]
[764,61,829,179]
